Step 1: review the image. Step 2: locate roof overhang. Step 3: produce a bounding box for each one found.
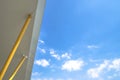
[0,0,46,79]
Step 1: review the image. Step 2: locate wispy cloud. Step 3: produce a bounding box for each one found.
[62,59,84,72]
[87,60,109,78]
[38,40,45,44]
[38,48,46,54]
[87,45,99,49]
[89,59,101,63]
[31,78,73,80]
[49,49,55,55]
[31,78,42,80]
[61,53,71,59]
[49,49,61,60]
[34,59,50,67]
[107,73,119,80]
[32,72,41,76]
[49,49,72,60]
[52,54,61,60]
[87,58,120,79]
[108,58,120,71]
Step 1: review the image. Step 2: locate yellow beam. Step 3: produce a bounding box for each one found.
[9,55,27,80]
[0,15,32,80]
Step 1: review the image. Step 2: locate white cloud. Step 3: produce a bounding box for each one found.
[89,59,101,63]
[34,59,50,67]
[61,53,71,59]
[62,59,84,72]
[87,60,109,78]
[87,68,99,78]
[87,45,99,49]
[67,78,73,80]
[31,78,43,80]
[56,78,64,80]
[39,48,46,54]
[107,74,120,80]
[108,59,120,71]
[31,78,71,80]
[49,49,61,60]
[38,40,45,44]
[49,49,72,60]
[52,54,61,60]
[32,72,41,76]
[87,58,120,79]
[50,49,55,55]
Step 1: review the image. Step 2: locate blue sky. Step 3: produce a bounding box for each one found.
[31,0,120,80]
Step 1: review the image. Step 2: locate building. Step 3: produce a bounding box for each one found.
[0,0,46,80]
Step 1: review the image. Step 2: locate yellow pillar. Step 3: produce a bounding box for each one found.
[0,15,31,80]
[9,55,27,80]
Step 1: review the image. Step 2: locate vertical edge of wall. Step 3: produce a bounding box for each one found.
[24,0,46,80]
